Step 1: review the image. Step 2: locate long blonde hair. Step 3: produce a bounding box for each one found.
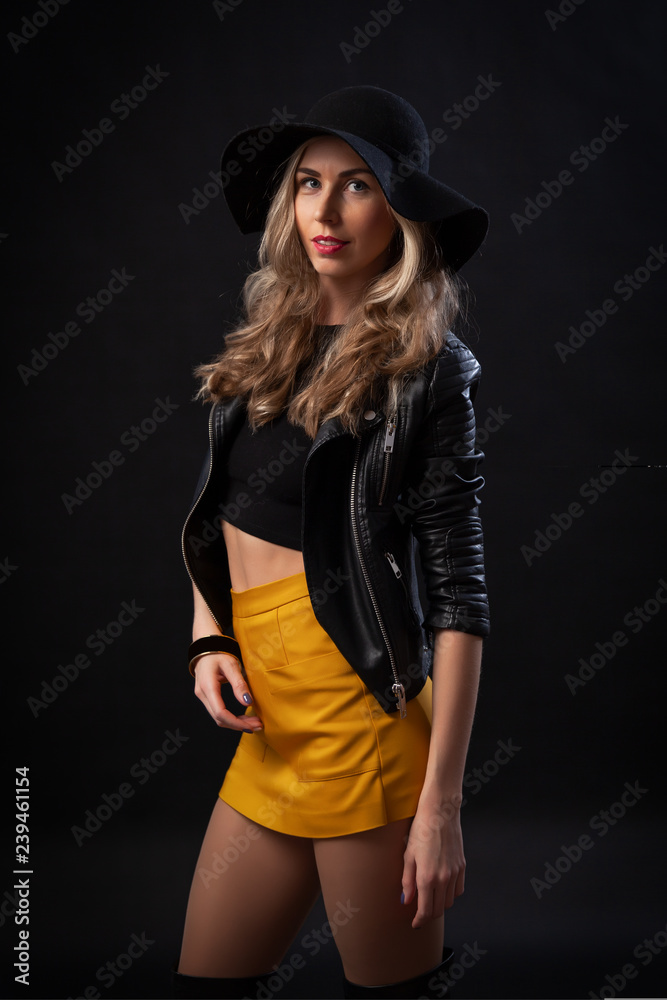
[196,139,463,436]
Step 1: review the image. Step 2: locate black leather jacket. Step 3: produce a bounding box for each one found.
[182,333,489,715]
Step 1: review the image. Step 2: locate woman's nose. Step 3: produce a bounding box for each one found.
[313,188,340,224]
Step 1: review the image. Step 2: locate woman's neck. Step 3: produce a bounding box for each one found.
[314,249,391,323]
[317,302,351,325]
[315,278,366,325]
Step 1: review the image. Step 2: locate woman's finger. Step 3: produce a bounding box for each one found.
[224,662,256,713]
[401,849,417,908]
[194,655,262,731]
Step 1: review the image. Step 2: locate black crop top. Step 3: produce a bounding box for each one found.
[222,409,312,550]
[221,326,340,551]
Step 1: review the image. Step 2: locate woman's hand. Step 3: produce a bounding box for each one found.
[401,794,466,928]
[192,653,263,734]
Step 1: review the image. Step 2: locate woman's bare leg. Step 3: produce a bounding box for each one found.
[178,798,321,977]
[313,817,444,986]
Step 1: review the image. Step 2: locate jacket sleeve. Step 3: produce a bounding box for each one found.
[403,340,490,637]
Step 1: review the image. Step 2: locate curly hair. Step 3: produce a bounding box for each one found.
[196,139,463,437]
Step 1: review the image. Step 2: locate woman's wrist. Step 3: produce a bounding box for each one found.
[188,633,242,676]
[418,782,464,816]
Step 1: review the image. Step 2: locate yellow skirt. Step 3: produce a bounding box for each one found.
[218,571,432,837]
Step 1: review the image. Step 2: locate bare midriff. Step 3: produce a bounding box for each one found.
[221,520,305,592]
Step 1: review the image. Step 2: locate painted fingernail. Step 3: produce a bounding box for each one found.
[242,693,252,705]
[242,728,254,734]
[400,891,405,904]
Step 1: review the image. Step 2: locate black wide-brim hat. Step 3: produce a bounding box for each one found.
[220,86,489,272]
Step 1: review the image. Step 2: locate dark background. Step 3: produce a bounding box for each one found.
[3,1,666,997]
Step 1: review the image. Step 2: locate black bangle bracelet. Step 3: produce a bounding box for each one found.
[188,634,242,676]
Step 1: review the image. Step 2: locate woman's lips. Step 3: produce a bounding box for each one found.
[312,236,350,255]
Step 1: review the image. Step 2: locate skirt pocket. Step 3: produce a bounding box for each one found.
[261,650,380,782]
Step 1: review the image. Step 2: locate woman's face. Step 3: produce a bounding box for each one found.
[293,136,396,290]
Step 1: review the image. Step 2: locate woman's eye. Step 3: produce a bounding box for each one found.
[297,176,368,192]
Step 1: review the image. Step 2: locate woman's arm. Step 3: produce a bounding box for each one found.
[190,581,263,733]
[192,578,221,642]
[401,628,482,928]
[398,340,489,924]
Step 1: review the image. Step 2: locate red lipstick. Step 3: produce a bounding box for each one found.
[311,235,350,255]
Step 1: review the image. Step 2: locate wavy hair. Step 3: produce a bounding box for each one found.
[196,139,463,436]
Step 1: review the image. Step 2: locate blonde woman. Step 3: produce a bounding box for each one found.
[176,86,490,999]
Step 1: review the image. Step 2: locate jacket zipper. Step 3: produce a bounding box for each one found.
[377,412,397,506]
[385,551,420,629]
[385,551,402,579]
[351,438,407,718]
[180,405,223,632]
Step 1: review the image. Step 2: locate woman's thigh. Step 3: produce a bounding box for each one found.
[178,798,321,977]
[312,817,445,986]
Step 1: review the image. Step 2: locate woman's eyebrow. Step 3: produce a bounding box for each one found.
[296,166,374,177]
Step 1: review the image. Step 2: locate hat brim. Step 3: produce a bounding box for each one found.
[221,122,488,272]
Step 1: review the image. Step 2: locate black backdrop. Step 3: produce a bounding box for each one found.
[4,1,666,998]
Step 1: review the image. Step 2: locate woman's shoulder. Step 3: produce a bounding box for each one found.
[423,331,482,400]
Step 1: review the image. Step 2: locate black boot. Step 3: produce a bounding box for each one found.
[343,947,454,999]
[171,961,277,999]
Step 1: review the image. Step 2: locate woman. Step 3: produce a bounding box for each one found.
[175,85,490,999]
